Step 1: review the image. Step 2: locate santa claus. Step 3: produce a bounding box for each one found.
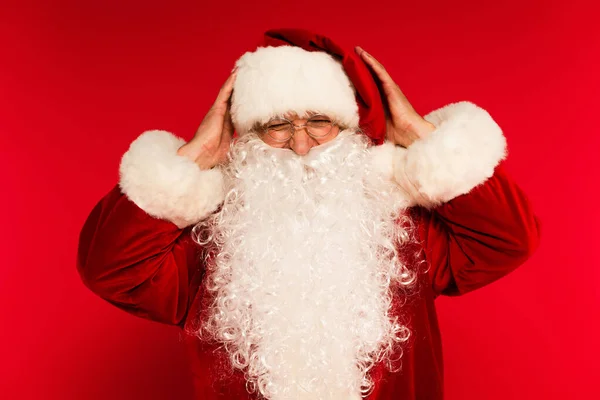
[77,29,541,399]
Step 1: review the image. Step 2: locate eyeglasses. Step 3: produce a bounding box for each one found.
[260,115,337,143]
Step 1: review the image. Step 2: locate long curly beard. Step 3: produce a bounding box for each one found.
[193,130,418,399]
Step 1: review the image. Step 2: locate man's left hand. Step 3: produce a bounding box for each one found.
[355,46,436,147]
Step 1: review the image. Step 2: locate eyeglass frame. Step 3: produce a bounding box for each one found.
[257,114,340,143]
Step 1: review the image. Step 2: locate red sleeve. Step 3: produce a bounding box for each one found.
[76,184,202,327]
[416,161,542,297]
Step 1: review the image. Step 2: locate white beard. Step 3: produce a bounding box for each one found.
[194,130,417,400]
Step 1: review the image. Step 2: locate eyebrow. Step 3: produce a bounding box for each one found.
[280,111,324,119]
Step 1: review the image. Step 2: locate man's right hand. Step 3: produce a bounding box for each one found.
[177,68,238,170]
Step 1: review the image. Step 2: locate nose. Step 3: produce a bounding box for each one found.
[288,125,312,156]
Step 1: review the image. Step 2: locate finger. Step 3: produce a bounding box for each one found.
[214,69,237,107]
[212,68,238,111]
[222,103,234,139]
[355,46,411,106]
[356,47,404,98]
[355,46,395,87]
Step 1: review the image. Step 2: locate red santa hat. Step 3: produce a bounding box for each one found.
[231,28,387,145]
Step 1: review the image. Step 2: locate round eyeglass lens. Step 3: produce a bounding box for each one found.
[266,120,293,141]
[306,117,333,138]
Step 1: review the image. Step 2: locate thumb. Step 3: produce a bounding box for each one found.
[222,104,234,140]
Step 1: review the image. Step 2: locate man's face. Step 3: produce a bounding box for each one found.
[258,112,341,156]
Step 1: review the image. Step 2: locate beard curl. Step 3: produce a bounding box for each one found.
[191,130,421,399]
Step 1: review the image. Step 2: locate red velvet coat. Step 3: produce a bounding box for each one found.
[77,102,541,399]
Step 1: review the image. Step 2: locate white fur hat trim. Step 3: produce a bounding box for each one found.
[231,46,360,134]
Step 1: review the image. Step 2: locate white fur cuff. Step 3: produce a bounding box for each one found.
[119,130,225,228]
[391,101,507,208]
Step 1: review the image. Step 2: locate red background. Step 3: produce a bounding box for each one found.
[2,0,598,399]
